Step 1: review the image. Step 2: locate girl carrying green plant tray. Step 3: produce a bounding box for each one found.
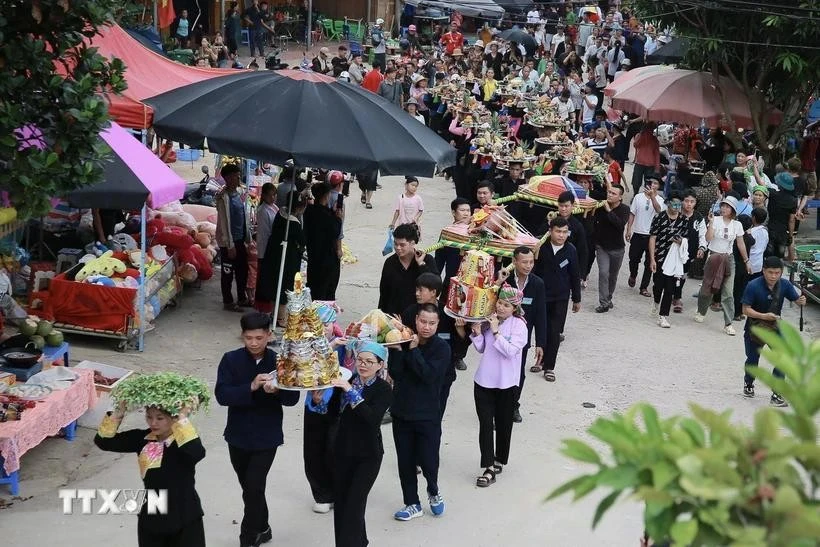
[94,372,209,547]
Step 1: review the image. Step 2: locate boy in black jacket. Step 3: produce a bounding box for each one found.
[535,217,582,382]
[389,303,450,522]
[215,312,300,547]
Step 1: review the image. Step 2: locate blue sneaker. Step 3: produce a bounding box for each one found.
[394,503,423,521]
[429,494,445,516]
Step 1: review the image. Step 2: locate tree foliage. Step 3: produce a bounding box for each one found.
[548,321,820,546]
[633,0,820,154]
[0,0,126,220]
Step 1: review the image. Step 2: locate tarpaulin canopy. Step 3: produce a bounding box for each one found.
[88,24,234,129]
[404,0,504,18]
[67,122,185,210]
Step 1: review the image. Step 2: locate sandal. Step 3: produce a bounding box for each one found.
[492,463,503,475]
[639,289,651,297]
[476,468,496,487]
[544,371,556,382]
[365,203,373,209]
[529,365,542,373]
[223,303,243,312]
[360,195,366,204]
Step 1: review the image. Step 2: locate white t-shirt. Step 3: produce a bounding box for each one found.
[629,193,665,234]
[550,96,575,120]
[527,10,541,23]
[394,193,424,225]
[707,217,744,254]
[581,93,599,123]
[748,225,769,273]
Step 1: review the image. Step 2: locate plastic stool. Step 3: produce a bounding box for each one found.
[56,248,83,274]
[241,29,249,45]
[0,455,19,495]
[277,35,289,50]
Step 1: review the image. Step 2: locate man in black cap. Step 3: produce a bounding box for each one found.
[626,173,664,296]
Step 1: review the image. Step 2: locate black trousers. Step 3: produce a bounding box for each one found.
[392,417,441,506]
[628,234,653,291]
[220,240,249,305]
[440,377,454,419]
[307,257,341,301]
[334,453,382,547]
[137,517,205,547]
[631,163,654,196]
[228,444,277,545]
[474,383,516,468]
[514,342,530,408]
[544,299,569,372]
[652,271,677,316]
[304,410,339,504]
[733,257,748,319]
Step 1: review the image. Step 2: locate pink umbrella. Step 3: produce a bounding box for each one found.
[604,65,671,97]
[611,69,783,127]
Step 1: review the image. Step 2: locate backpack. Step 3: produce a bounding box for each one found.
[371,29,382,45]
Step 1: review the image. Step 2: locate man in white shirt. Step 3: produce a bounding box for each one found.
[626,175,665,295]
[518,65,539,92]
[580,82,599,133]
[550,90,575,121]
[550,25,565,57]
[526,8,541,24]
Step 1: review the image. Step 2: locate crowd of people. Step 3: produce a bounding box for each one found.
[89,3,818,547]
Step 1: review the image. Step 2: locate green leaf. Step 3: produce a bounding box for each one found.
[679,476,739,501]
[640,404,663,440]
[560,439,603,465]
[545,474,593,502]
[650,460,679,489]
[679,418,706,447]
[676,454,703,476]
[591,491,620,528]
[670,519,698,546]
[770,485,802,515]
[597,465,641,490]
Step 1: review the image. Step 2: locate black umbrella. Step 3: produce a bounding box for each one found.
[144,69,456,177]
[499,27,537,56]
[646,38,689,65]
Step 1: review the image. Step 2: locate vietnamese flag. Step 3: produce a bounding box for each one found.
[158,0,176,29]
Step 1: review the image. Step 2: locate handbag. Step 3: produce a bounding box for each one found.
[382,228,394,256]
[749,280,780,345]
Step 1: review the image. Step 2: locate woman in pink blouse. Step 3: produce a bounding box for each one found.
[456,284,527,487]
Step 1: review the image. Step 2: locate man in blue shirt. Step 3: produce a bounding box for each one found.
[215,164,251,310]
[215,312,300,547]
[741,256,806,407]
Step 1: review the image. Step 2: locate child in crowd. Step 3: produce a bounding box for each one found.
[390,176,425,238]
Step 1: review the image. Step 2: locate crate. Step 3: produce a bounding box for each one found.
[74,361,133,429]
[74,360,133,393]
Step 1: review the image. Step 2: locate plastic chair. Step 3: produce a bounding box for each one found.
[322,19,338,41]
[348,40,363,57]
[333,20,345,41]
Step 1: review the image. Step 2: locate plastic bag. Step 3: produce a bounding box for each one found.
[382,228,394,256]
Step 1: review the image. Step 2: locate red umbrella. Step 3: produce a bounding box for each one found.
[604,65,671,97]
[611,69,783,127]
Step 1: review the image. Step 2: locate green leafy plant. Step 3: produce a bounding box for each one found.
[548,321,820,546]
[0,0,126,219]
[111,372,211,416]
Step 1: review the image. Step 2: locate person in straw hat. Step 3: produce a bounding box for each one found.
[311,46,332,75]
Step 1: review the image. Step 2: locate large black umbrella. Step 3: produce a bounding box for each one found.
[144,69,455,177]
[499,27,537,56]
[646,38,689,65]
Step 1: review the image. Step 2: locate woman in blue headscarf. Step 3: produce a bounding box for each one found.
[310,340,393,547]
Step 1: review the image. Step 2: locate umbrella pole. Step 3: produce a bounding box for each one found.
[307,0,313,49]
[138,203,147,352]
[271,168,297,331]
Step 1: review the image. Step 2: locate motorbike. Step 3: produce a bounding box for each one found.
[181,165,223,207]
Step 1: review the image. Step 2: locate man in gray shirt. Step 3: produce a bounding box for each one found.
[348,53,365,85]
[378,66,403,107]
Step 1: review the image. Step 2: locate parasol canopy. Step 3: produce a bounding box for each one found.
[67,122,185,209]
[611,69,784,128]
[499,28,537,55]
[646,37,689,65]
[604,64,672,97]
[145,69,455,177]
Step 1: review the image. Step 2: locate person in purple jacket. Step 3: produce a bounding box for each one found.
[456,284,528,488]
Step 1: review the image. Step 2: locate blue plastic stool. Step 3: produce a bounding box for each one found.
[0,455,19,495]
[241,29,250,45]
[42,341,70,368]
[62,419,77,441]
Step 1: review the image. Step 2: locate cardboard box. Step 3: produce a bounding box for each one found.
[74,361,133,393]
[74,361,133,429]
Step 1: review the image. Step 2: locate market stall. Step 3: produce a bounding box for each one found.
[0,368,97,495]
[40,122,186,351]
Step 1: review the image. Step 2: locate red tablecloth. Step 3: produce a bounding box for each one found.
[0,368,97,474]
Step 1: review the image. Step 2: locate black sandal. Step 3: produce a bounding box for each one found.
[492,463,503,475]
[544,371,556,382]
[476,468,496,487]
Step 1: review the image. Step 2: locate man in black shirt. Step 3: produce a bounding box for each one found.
[535,217,582,382]
[471,180,495,212]
[388,303,450,521]
[303,182,342,300]
[593,185,630,312]
[549,191,589,286]
[767,172,798,259]
[378,223,438,315]
[243,0,272,58]
[331,44,351,77]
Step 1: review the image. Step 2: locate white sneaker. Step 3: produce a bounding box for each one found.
[313,502,332,514]
[651,302,659,315]
[693,313,705,323]
[724,325,736,336]
[658,316,671,328]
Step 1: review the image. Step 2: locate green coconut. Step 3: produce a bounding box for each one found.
[36,320,54,337]
[30,335,46,350]
[19,318,38,336]
[46,330,64,347]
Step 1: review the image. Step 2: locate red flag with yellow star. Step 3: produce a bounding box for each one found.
[158,0,176,29]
